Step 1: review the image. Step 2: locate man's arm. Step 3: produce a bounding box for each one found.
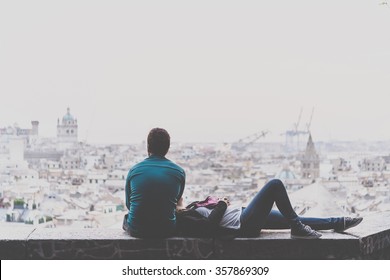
[177,170,186,199]
[125,172,131,210]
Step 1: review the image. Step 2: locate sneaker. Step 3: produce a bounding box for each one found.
[334,217,363,232]
[291,223,322,240]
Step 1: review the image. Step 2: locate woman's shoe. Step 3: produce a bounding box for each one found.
[291,222,322,239]
[334,217,363,232]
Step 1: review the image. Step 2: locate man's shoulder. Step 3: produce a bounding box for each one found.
[129,158,147,171]
[165,158,185,174]
[129,157,185,174]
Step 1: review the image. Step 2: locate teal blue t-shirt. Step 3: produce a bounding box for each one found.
[125,155,185,237]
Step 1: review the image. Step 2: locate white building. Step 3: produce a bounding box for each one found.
[359,157,386,172]
[60,154,82,170]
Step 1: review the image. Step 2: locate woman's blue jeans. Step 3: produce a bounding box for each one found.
[264,210,343,230]
[240,179,343,235]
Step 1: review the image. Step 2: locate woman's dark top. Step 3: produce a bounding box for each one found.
[176,201,240,238]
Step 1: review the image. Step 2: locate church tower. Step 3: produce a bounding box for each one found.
[57,108,78,148]
[301,134,320,180]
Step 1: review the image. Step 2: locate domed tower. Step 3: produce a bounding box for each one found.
[57,107,78,146]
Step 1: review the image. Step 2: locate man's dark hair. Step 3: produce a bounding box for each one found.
[147,128,171,157]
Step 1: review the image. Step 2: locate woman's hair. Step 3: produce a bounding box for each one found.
[147,128,170,156]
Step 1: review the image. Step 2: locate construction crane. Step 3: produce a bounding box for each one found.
[281,108,307,140]
[281,108,314,152]
[306,107,315,133]
[232,130,269,151]
[294,107,303,135]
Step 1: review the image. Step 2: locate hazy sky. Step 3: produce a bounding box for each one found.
[1,1,390,144]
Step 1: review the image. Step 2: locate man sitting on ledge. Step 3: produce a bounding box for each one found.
[124,128,186,238]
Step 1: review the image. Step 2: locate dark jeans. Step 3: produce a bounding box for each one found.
[264,210,343,230]
[240,179,343,235]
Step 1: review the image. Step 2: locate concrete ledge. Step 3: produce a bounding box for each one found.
[214,231,359,259]
[1,211,390,260]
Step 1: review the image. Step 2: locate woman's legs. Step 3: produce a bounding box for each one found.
[239,179,360,238]
[264,209,344,230]
[240,179,302,235]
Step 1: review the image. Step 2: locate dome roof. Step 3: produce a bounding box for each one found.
[276,169,298,180]
[62,108,75,121]
[275,163,298,180]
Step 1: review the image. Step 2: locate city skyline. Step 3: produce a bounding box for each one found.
[1,1,390,144]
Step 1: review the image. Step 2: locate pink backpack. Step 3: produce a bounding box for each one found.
[186,196,219,209]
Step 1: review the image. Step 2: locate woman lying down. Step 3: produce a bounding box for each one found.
[176,179,362,239]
